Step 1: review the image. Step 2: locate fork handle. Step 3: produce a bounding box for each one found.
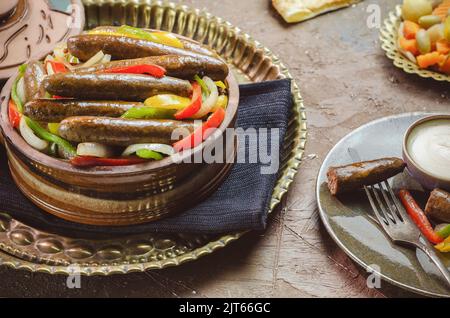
[417,241,450,288]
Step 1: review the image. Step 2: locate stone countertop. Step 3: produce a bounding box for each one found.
[0,0,447,297]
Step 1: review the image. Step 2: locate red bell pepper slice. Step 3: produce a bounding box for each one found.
[398,189,444,244]
[174,82,202,120]
[102,64,166,78]
[70,156,146,167]
[173,107,225,152]
[8,99,21,129]
[46,60,67,74]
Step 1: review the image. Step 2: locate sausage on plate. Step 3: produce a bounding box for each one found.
[327,158,406,195]
[43,73,193,101]
[23,61,46,102]
[88,26,216,58]
[58,116,196,146]
[23,99,143,122]
[74,55,229,81]
[425,189,450,223]
[67,34,220,62]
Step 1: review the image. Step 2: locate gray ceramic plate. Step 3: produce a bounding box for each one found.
[316,112,450,298]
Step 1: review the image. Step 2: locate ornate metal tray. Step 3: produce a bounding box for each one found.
[0,0,307,275]
[380,5,450,83]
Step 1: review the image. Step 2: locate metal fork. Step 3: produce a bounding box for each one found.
[346,149,450,287]
[365,180,450,287]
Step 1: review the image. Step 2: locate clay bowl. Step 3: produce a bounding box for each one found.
[0,41,239,226]
[402,114,450,192]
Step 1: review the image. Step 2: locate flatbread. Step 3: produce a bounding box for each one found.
[272,0,361,23]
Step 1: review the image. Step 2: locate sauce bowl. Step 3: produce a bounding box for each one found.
[402,114,450,192]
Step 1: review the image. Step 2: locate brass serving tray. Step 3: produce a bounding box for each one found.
[0,0,307,275]
[380,5,450,82]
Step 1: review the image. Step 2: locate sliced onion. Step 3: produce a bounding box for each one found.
[46,62,55,75]
[192,76,218,119]
[77,142,113,158]
[44,54,55,64]
[53,42,67,60]
[16,77,26,104]
[122,144,174,157]
[19,117,48,151]
[403,51,417,63]
[101,54,112,64]
[76,50,105,69]
[397,42,417,63]
[398,22,404,39]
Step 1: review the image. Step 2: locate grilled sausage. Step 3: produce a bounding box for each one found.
[58,116,196,146]
[425,189,450,222]
[23,99,143,122]
[23,61,46,102]
[88,26,216,58]
[43,73,192,101]
[327,158,406,195]
[68,34,219,62]
[74,55,229,81]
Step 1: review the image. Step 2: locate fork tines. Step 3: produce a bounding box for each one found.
[364,181,405,226]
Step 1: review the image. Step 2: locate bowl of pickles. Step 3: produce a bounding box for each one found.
[398,0,450,74]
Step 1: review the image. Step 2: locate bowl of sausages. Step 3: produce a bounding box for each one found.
[0,25,239,226]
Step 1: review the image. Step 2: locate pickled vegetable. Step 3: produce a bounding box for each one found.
[439,55,450,73]
[445,16,450,40]
[402,0,433,23]
[426,23,445,44]
[436,39,450,53]
[399,36,420,55]
[404,21,421,39]
[416,51,446,68]
[430,0,443,9]
[432,0,450,20]
[419,15,442,28]
[416,29,432,53]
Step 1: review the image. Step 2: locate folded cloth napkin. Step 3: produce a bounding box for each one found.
[0,79,292,237]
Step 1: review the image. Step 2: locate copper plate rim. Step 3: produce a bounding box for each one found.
[380,5,450,83]
[0,0,307,275]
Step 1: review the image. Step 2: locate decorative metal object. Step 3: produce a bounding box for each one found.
[0,0,307,275]
[0,0,84,83]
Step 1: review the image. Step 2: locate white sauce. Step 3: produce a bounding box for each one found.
[407,119,450,180]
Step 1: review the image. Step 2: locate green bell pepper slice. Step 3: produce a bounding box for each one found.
[136,149,164,160]
[437,224,450,239]
[11,64,27,112]
[25,117,76,157]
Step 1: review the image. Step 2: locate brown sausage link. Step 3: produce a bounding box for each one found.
[23,61,46,102]
[425,189,450,222]
[88,26,216,57]
[43,73,193,101]
[58,116,196,146]
[327,158,406,195]
[74,55,229,81]
[23,99,143,122]
[67,34,217,62]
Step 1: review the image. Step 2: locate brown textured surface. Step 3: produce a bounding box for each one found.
[0,0,448,298]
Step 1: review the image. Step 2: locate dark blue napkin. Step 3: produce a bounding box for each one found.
[0,79,292,236]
